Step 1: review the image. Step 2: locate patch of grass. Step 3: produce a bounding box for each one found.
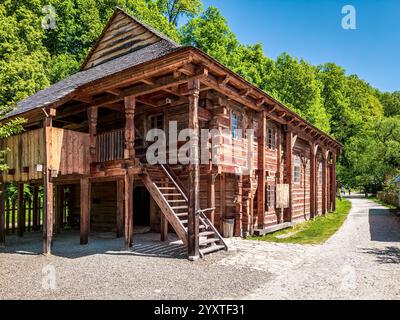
[367,196,398,210]
[248,198,352,245]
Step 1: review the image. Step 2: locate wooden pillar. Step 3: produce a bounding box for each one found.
[257,111,267,228]
[160,214,168,242]
[331,152,337,212]
[88,106,98,163]
[309,143,317,219]
[80,177,90,245]
[322,150,328,215]
[32,185,39,231]
[55,185,64,234]
[284,129,294,222]
[124,96,136,160]
[219,173,226,232]
[234,175,243,237]
[207,173,217,224]
[0,179,5,247]
[43,111,55,254]
[116,179,124,238]
[17,183,24,237]
[124,174,134,249]
[187,78,200,261]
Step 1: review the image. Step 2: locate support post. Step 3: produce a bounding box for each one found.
[55,185,64,234]
[17,183,24,237]
[257,111,267,228]
[116,179,124,238]
[207,173,217,224]
[80,177,90,245]
[0,178,5,247]
[124,174,134,249]
[124,96,136,160]
[160,214,168,242]
[309,143,316,219]
[88,106,98,163]
[234,175,243,237]
[32,185,39,231]
[331,152,337,212]
[322,150,328,215]
[284,129,293,222]
[187,78,200,261]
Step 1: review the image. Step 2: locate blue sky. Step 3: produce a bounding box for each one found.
[200,0,400,92]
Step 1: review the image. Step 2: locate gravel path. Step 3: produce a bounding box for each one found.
[0,195,399,299]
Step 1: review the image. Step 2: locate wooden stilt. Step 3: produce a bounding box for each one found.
[124,174,134,249]
[55,185,64,234]
[207,173,216,224]
[322,150,328,215]
[0,178,5,247]
[284,129,294,222]
[234,175,243,237]
[187,78,200,261]
[17,183,24,237]
[80,178,90,245]
[309,142,316,219]
[160,214,168,242]
[116,179,124,238]
[331,153,337,212]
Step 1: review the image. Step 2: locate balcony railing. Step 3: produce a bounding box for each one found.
[96,129,124,163]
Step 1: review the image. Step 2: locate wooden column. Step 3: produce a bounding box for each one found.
[207,173,217,224]
[88,106,98,163]
[17,183,24,237]
[219,173,226,232]
[331,152,337,212]
[124,174,134,249]
[124,96,136,160]
[80,177,90,245]
[43,111,55,254]
[116,179,124,238]
[160,214,168,242]
[322,150,328,215]
[309,143,317,219]
[55,185,64,234]
[32,185,39,231]
[0,178,5,247]
[284,129,294,222]
[257,111,267,228]
[234,175,243,237]
[187,78,200,261]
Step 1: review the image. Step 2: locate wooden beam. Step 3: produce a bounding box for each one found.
[187,78,200,261]
[124,96,136,160]
[124,174,134,249]
[116,179,124,238]
[80,177,90,245]
[257,111,267,228]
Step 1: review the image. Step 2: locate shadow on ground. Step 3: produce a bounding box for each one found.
[0,231,186,260]
[362,246,400,264]
[369,209,400,242]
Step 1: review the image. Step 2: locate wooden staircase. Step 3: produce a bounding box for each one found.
[140,164,228,258]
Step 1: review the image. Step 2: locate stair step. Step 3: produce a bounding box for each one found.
[167,200,187,203]
[176,213,188,217]
[162,194,182,197]
[200,238,220,246]
[158,187,176,190]
[171,206,188,210]
[180,220,188,225]
[199,231,215,237]
[200,245,225,255]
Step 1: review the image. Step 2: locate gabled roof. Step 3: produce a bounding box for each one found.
[5,8,180,119]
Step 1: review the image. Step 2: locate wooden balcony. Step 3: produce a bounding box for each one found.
[95,129,124,163]
[2,128,90,183]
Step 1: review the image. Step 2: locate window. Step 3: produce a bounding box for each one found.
[267,127,277,149]
[266,185,275,209]
[148,113,164,130]
[294,155,301,183]
[231,112,242,140]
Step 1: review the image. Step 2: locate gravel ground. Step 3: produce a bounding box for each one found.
[0,195,399,300]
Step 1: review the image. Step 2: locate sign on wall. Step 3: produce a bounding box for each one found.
[276,184,290,209]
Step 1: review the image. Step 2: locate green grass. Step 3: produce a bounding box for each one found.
[248,198,352,245]
[367,195,398,210]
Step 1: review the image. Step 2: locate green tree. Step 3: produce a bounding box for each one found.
[378,91,400,117]
[155,0,202,26]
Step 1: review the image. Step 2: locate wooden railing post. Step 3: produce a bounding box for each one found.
[124,96,136,160]
[187,78,200,261]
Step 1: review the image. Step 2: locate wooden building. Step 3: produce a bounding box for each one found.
[0,8,341,260]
